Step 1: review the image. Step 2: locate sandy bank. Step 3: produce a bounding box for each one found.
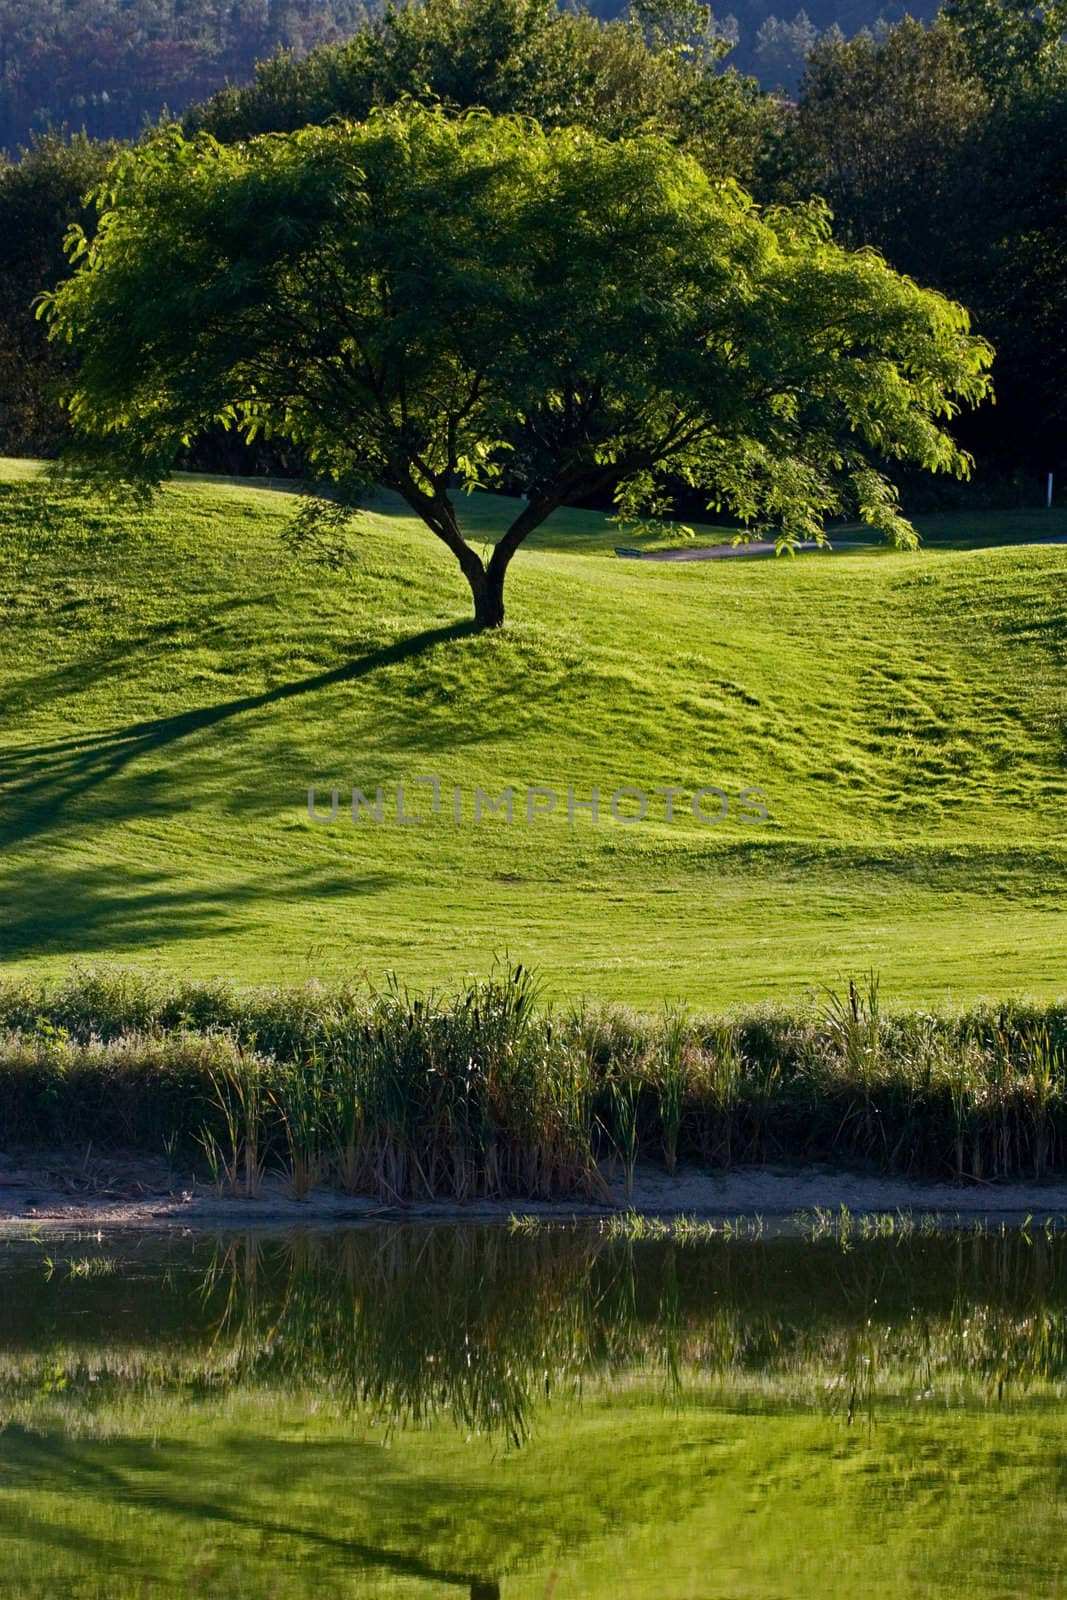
[2,1151,1067,1234]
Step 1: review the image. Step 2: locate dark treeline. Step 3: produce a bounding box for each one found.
[0,0,369,153]
[2,0,1065,496]
[588,0,939,87]
[0,0,934,157]
[772,0,1067,488]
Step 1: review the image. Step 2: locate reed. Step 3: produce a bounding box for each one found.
[1,964,1066,1197]
[198,1049,271,1198]
[604,1065,641,1203]
[656,1004,689,1176]
[271,1051,327,1199]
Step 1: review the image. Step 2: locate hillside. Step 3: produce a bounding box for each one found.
[1,459,1065,1005]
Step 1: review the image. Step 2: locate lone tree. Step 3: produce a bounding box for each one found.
[43,105,992,628]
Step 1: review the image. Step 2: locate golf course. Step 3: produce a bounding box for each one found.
[3,457,1064,1007]
[4,10,1067,1599]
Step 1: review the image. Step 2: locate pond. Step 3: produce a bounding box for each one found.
[0,1223,1064,1598]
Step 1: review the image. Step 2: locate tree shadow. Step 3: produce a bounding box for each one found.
[0,620,478,852]
[0,596,260,719]
[1,1424,515,1596]
[0,860,393,961]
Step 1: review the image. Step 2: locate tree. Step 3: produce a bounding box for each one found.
[953,80,1067,468]
[0,131,115,454]
[753,11,819,94]
[42,106,992,628]
[185,0,782,189]
[776,11,1067,480]
[773,19,988,283]
[945,0,1067,95]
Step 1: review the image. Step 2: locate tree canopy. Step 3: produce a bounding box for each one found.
[774,18,988,282]
[185,0,782,189]
[945,0,1067,94]
[0,132,115,455]
[778,6,1067,479]
[43,105,992,627]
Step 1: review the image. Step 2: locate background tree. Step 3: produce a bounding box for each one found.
[773,18,987,281]
[0,0,368,154]
[777,7,1067,482]
[185,0,783,187]
[0,132,115,455]
[753,10,820,92]
[945,0,1067,93]
[952,80,1067,470]
[43,107,991,627]
[0,0,952,156]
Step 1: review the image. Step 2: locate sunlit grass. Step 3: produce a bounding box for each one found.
[1,460,1065,1002]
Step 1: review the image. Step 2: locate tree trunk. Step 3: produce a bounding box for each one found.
[393,476,557,630]
[470,565,506,630]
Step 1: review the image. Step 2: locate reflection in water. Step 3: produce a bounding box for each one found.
[0,1225,1065,1598]
[3,1225,1067,1435]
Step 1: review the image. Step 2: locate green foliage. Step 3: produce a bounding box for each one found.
[42,106,991,624]
[946,0,1067,94]
[779,9,1067,479]
[0,134,116,455]
[186,0,781,185]
[774,18,988,278]
[956,81,1067,453]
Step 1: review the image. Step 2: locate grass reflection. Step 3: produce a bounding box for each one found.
[1,1228,1066,1599]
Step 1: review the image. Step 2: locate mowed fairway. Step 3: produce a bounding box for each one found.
[1,458,1065,1005]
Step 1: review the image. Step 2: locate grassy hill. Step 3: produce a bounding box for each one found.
[1,458,1065,1006]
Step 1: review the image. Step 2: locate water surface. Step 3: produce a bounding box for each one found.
[0,1224,1064,1597]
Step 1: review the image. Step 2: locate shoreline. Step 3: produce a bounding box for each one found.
[4,1153,1067,1234]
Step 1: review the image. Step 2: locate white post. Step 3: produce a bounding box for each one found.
[1048,471,1054,509]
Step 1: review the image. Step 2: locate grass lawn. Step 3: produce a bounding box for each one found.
[1,458,1065,1006]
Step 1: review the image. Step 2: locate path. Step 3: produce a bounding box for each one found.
[617,534,1067,561]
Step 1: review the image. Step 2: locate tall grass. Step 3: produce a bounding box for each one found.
[1,964,1066,1198]
[656,1004,689,1176]
[198,1050,270,1198]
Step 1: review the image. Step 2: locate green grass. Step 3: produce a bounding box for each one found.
[1,458,1066,1004]
[4,1375,1064,1599]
